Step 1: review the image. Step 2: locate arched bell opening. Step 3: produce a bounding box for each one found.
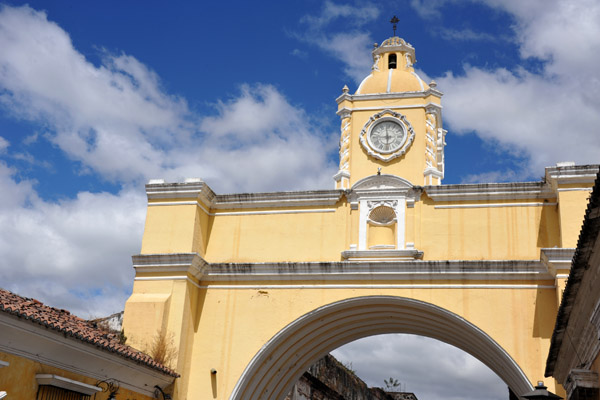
[230,296,534,400]
[388,53,397,69]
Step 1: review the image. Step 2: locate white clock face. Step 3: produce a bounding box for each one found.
[368,120,406,154]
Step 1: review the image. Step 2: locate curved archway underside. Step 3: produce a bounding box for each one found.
[231,296,534,400]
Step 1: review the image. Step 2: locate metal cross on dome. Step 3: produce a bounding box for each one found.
[390,15,399,36]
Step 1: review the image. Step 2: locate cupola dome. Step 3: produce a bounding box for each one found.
[356,36,429,95]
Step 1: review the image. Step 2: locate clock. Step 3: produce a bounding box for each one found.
[367,120,406,154]
[359,110,415,162]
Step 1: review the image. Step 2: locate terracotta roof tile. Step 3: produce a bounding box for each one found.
[0,288,179,378]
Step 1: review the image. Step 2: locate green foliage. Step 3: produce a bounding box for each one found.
[384,377,400,391]
[342,361,356,374]
[118,328,127,344]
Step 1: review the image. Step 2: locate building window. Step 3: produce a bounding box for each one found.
[37,385,91,400]
[388,54,397,69]
[35,375,100,400]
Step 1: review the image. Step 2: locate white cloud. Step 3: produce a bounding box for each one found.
[0,5,337,193]
[0,136,8,153]
[332,334,507,400]
[0,4,339,318]
[460,168,525,184]
[295,1,380,84]
[0,162,146,317]
[409,0,458,19]
[300,1,379,29]
[438,27,499,42]
[434,0,600,177]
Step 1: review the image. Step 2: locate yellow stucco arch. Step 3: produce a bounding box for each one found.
[231,296,534,400]
[121,31,599,399]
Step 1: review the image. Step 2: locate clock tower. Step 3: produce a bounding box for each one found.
[334,35,446,189]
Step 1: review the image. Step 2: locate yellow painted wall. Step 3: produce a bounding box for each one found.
[139,197,566,263]
[141,203,210,255]
[0,351,156,400]
[557,190,592,247]
[156,283,559,398]
[202,205,350,262]
[417,199,561,260]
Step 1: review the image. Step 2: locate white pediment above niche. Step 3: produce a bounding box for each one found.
[351,174,413,192]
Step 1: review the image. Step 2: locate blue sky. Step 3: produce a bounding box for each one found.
[0,1,598,399]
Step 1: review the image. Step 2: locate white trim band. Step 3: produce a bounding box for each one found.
[134,277,554,290]
[434,202,557,209]
[148,201,336,216]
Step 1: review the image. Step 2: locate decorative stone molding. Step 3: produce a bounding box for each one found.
[351,174,413,193]
[335,105,352,189]
[336,92,443,106]
[425,182,555,202]
[336,106,352,118]
[540,248,575,276]
[132,253,208,280]
[359,110,415,162]
[373,36,415,57]
[341,249,423,260]
[147,179,344,210]
[213,190,343,209]
[347,174,417,253]
[565,370,599,400]
[423,106,445,183]
[371,54,380,71]
[333,170,350,190]
[367,203,397,227]
[146,180,216,205]
[204,259,553,282]
[545,164,599,187]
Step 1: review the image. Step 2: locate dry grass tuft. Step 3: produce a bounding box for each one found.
[147,330,178,368]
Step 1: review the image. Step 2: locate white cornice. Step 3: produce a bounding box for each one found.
[147,180,344,210]
[336,92,442,105]
[146,181,215,213]
[335,93,352,104]
[540,248,575,275]
[545,164,599,187]
[424,168,444,178]
[132,253,207,280]
[203,260,554,282]
[424,182,555,202]
[434,202,557,209]
[0,313,174,397]
[351,174,413,192]
[212,190,343,209]
[333,170,350,181]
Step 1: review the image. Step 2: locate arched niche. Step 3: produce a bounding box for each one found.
[230,296,533,400]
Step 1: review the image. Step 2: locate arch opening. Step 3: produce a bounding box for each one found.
[327,333,510,399]
[230,296,534,400]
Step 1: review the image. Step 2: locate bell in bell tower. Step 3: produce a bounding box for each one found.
[333,18,446,189]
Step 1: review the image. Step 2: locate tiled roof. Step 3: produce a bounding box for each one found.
[0,288,179,378]
[545,170,600,376]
